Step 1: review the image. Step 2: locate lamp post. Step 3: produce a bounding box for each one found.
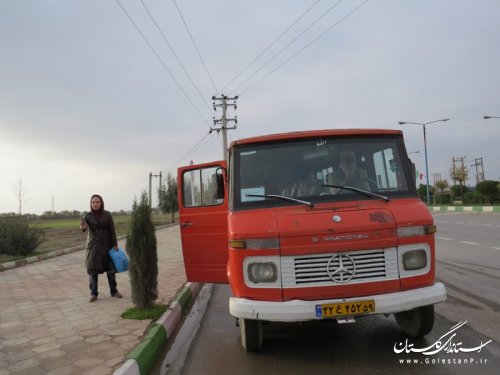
[398,118,450,205]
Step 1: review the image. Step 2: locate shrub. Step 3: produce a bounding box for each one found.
[434,194,452,205]
[475,180,499,204]
[450,185,469,198]
[0,216,45,256]
[126,192,158,309]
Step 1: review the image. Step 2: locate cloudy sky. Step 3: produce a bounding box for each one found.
[1,0,499,214]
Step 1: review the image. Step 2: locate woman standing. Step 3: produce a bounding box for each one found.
[80,194,123,302]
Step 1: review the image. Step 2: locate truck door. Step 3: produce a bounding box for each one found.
[177,161,229,283]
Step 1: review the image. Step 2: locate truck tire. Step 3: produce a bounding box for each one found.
[240,318,263,351]
[395,305,434,338]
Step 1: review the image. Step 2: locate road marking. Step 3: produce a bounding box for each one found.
[456,221,464,224]
[480,223,492,226]
[460,241,480,245]
[437,237,453,241]
[492,247,500,251]
[434,220,448,223]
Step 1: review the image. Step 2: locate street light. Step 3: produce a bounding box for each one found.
[398,118,450,206]
[483,116,500,119]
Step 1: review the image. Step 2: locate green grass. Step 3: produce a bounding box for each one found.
[0,213,176,264]
[121,303,167,320]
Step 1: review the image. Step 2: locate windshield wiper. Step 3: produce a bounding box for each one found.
[246,194,314,208]
[321,184,390,202]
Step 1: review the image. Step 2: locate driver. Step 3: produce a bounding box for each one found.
[327,151,369,192]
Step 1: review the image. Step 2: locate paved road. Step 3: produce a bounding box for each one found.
[433,212,500,344]
[0,225,186,375]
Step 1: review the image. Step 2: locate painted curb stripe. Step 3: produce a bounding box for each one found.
[127,324,167,375]
[156,301,182,337]
[113,359,140,375]
[175,285,193,313]
[113,282,201,375]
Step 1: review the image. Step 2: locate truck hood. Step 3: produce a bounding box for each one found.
[277,207,397,256]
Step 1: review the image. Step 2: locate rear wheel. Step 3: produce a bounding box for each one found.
[395,305,435,337]
[239,318,263,351]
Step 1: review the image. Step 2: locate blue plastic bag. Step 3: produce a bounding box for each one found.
[109,247,129,273]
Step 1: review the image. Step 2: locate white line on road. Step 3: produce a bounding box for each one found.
[492,247,500,251]
[437,237,453,241]
[459,241,480,245]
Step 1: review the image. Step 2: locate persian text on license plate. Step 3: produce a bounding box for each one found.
[316,300,375,318]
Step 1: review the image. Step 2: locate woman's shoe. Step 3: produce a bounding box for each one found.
[112,292,123,298]
[89,295,97,302]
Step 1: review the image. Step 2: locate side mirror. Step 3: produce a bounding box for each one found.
[409,159,416,184]
[215,168,225,199]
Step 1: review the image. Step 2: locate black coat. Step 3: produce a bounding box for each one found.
[83,210,117,274]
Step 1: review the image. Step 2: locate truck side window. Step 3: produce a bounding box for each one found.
[183,166,224,207]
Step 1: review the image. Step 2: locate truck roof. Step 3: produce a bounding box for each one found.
[230,128,403,147]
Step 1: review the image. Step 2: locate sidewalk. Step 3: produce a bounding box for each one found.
[0,225,187,375]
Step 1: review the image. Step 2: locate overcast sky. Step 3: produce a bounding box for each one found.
[1,0,499,214]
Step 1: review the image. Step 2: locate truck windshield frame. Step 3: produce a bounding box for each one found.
[230,134,416,211]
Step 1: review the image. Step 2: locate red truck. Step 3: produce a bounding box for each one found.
[177,128,446,351]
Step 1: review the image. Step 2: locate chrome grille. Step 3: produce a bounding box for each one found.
[281,248,398,287]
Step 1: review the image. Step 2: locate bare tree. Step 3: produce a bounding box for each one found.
[12,178,29,215]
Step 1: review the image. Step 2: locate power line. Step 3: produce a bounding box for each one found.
[173,0,219,94]
[114,0,208,123]
[233,0,345,94]
[139,0,212,111]
[239,0,370,96]
[168,130,218,171]
[221,0,323,94]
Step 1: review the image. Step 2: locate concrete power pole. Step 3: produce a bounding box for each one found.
[212,95,238,162]
[149,172,162,207]
[471,157,485,184]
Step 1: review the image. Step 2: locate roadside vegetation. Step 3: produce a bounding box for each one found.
[418,179,500,206]
[0,211,175,264]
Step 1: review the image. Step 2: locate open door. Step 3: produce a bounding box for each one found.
[177,161,229,283]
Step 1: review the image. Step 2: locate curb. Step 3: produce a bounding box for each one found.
[430,205,500,213]
[113,282,201,375]
[0,244,84,272]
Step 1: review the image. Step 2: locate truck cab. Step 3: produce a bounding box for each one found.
[178,129,446,351]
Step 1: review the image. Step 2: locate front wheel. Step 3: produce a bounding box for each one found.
[395,305,435,338]
[239,318,263,351]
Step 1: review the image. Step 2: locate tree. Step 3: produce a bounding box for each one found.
[12,178,29,215]
[475,180,499,204]
[449,163,469,197]
[435,180,449,193]
[417,184,434,202]
[158,173,178,222]
[126,192,158,309]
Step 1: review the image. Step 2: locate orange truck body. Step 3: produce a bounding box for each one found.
[177,128,446,349]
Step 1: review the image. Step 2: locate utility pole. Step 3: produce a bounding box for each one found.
[212,95,238,162]
[471,157,485,184]
[149,172,162,207]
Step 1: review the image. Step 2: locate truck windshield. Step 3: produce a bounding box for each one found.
[231,134,416,210]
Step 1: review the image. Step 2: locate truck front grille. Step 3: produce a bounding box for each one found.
[281,248,398,288]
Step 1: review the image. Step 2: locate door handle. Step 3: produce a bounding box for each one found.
[181,221,193,228]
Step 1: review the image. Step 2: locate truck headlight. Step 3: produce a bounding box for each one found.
[403,249,427,270]
[397,225,436,237]
[248,262,277,283]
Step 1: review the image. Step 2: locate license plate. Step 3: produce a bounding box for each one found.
[316,300,375,318]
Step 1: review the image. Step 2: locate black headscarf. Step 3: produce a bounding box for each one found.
[90,194,105,221]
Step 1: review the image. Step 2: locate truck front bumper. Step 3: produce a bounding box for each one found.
[229,282,446,322]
